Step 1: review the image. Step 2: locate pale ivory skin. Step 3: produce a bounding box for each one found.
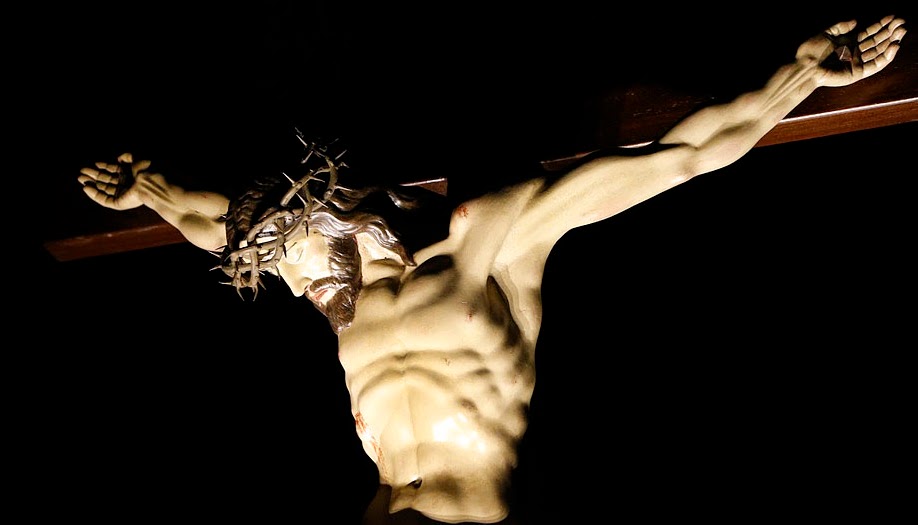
[78,17,906,524]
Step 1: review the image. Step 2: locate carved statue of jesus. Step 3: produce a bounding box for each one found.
[77,15,906,524]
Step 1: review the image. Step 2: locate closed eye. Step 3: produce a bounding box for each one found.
[285,241,305,263]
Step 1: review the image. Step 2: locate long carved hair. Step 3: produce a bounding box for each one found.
[218,136,448,332]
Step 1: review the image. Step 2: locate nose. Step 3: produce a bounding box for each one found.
[276,262,309,297]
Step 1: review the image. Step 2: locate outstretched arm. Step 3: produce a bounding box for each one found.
[657,15,907,169]
[508,15,907,251]
[78,152,230,252]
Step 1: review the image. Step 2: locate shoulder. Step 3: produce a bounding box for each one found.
[450,178,547,233]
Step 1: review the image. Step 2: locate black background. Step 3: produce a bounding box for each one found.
[16,2,916,523]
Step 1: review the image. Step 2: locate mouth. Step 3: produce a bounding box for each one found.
[307,282,335,303]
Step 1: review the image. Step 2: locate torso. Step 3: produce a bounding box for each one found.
[338,184,548,523]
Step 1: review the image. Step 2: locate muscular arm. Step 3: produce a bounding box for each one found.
[79,153,230,252]
[502,16,906,256]
[661,16,906,152]
[128,173,229,252]
[656,17,906,173]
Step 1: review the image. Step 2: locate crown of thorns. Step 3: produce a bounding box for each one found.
[220,134,348,297]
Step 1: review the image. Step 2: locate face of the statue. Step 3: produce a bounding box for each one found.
[275,229,336,307]
[273,226,363,334]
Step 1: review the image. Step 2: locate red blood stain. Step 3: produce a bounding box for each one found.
[355,412,387,477]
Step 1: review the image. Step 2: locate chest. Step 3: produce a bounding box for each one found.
[338,255,516,368]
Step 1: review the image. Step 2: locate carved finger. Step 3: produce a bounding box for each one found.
[81,182,116,205]
[858,28,889,52]
[132,159,151,173]
[861,16,906,50]
[83,168,119,185]
[94,161,121,174]
[859,16,893,41]
[97,180,120,196]
[859,44,881,64]
[861,52,889,78]
[79,167,100,179]
[874,52,890,73]
[76,174,98,187]
[867,39,901,75]
[891,25,908,47]
[824,19,857,37]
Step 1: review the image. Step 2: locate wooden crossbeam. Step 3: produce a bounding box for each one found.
[43,40,916,263]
